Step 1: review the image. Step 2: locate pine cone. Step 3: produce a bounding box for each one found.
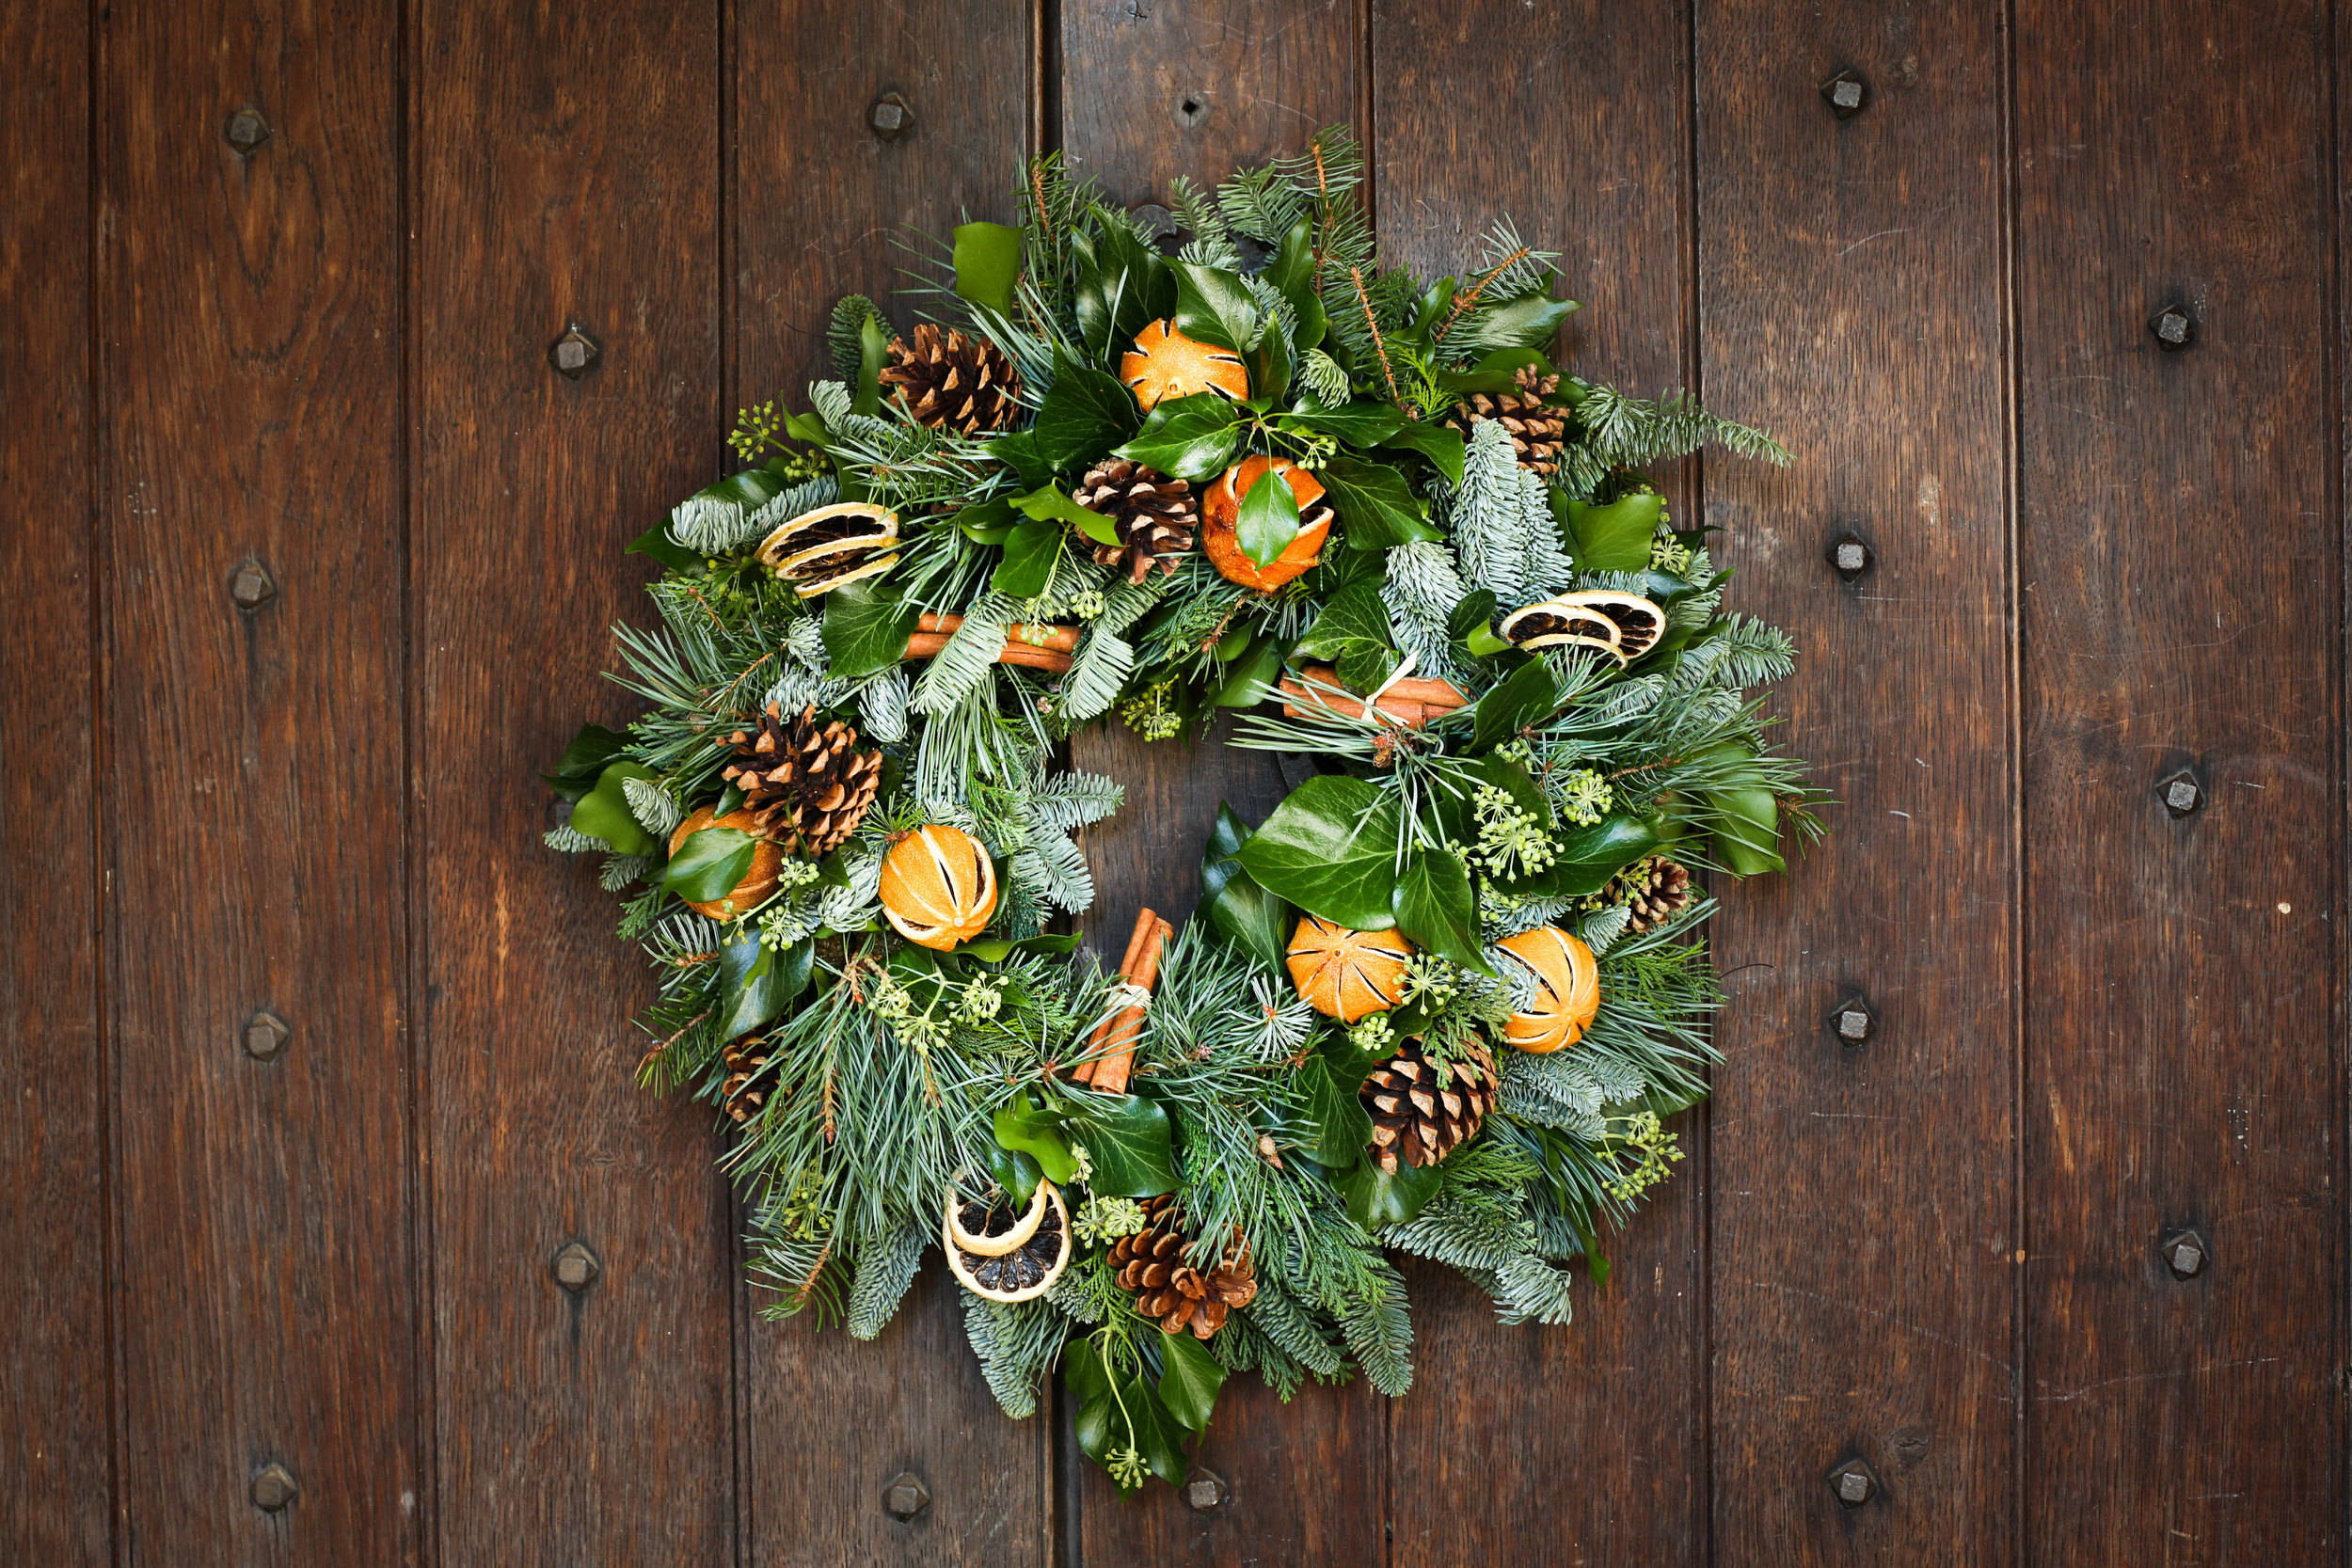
[878,323,1023,435]
[1441,364,1567,476]
[720,703,884,857]
[1072,458,1198,582]
[1108,1195,1258,1339]
[1361,1036,1497,1174]
[720,1036,771,1123]
[1608,855,1692,934]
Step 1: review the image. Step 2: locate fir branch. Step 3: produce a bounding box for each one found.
[829,294,886,384]
[1057,627,1134,726]
[545,824,605,853]
[846,1215,930,1340]
[1574,383,1792,469]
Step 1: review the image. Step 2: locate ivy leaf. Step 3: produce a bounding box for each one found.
[1236,465,1301,568]
[1155,1329,1228,1433]
[991,517,1064,598]
[1291,578,1392,666]
[1011,483,1122,548]
[1237,775,1403,931]
[1566,493,1664,573]
[1280,403,1400,448]
[1379,420,1467,486]
[1315,454,1440,549]
[568,761,658,856]
[993,1093,1076,1185]
[1031,351,1137,474]
[1171,261,1260,355]
[1064,1090,1180,1197]
[1197,802,1292,975]
[1503,814,1661,897]
[1112,393,1245,482]
[822,577,918,679]
[952,221,1023,314]
[542,721,628,800]
[1391,847,1486,974]
[1342,1159,1444,1229]
[716,927,812,1038]
[1301,1049,1377,1171]
[988,429,1050,489]
[662,826,757,903]
[1467,659,1560,752]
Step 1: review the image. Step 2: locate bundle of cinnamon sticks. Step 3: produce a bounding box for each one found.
[1070,907,1172,1097]
[901,611,1078,674]
[1278,663,1469,728]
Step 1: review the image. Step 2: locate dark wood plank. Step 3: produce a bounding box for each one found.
[730,3,1050,1560]
[1060,4,1385,1561]
[97,0,419,1559]
[0,2,106,1562]
[1694,3,2016,1560]
[1372,4,1708,1560]
[2013,3,2341,1560]
[410,3,733,1561]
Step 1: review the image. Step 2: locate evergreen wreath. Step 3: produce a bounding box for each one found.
[545,127,1817,1494]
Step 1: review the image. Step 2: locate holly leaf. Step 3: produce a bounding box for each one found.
[1011,483,1122,548]
[1237,775,1403,931]
[1112,393,1245,482]
[1170,261,1260,355]
[991,517,1064,598]
[1156,1329,1227,1433]
[1236,465,1301,568]
[542,721,628,800]
[993,1093,1076,1184]
[1315,454,1439,549]
[1198,802,1292,975]
[1566,493,1664,573]
[1467,659,1560,752]
[568,761,659,856]
[1342,1159,1444,1229]
[662,826,757,904]
[626,522,703,573]
[952,221,1023,314]
[716,927,812,1038]
[1064,1090,1179,1196]
[1390,847,1486,974]
[822,577,919,678]
[1031,351,1137,474]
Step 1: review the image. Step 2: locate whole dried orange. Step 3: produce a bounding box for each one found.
[1494,926,1601,1053]
[880,824,999,951]
[1285,914,1412,1022]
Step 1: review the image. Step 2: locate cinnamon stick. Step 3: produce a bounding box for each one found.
[901,631,1073,674]
[1080,908,1172,1098]
[1070,911,1156,1086]
[914,611,1080,654]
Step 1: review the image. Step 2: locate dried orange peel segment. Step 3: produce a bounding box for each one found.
[1200,455,1334,590]
[1285,914,1413,1022]
[1120,319,1249,410]
[879,824,999,951]
[667,806,785,920]
[1494,925,1601,1053]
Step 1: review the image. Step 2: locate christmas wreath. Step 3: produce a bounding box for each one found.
[544,128,1815,1493]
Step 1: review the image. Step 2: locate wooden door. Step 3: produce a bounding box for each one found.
[4,1,2342,1562]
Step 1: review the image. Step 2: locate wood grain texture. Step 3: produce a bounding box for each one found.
[0,1,105,1562]
[98,0,419,1560]
[1695,3,2016,1560]
[2012,4,2342,1562]
[732,3,1049,1560]
[1372,4,1708,1560]
[410,2,733,1561]
[1061,4,1384,1561]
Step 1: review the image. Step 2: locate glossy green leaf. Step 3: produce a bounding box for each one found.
[1011,483,1123,547]
[1031,352,1137,475]
[716,927,812,1038]
[1171,261,1260,355]
[1073,225,1173,359]
[1209,631,1288,708]
[1342,1159,1445,1229]
[991,517,1064,598]
[1504,814,1661,897]
[954,494,1018,546]
[1458,293,1580,354]
[1237,774,1403,930]
[1379,420,1467,486]
[1198,802,1292,974]
[1711,784,1784,877]
[1281,403,1401,448]
[1065,1090,1179,1197]
[993,1094,1076,1185]
[662,826,757,904]
[568,761,658,856]
[1467,658,1560,752]
[951,221,1023,314]
[851,309,891,417]
[1248,318,1292,405]
[984,1143,1044,1212]
[1566,493,1665,573]
[821,577,919,679]
[626,522,703,573]
[1292,580,1392,665]
[1433,347,1553,397]
[1112,392,1246,482]
[1236,465,1301,568]
[542,721,628,800]
[1301,1052,1376,1171]
[987,429,1050,489]
[1315,454,1439,548]
[1391,847,1486,973]
[1156,1329,1227,1433]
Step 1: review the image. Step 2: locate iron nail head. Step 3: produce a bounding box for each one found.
[1184,1466,1227,1512]
[2164,1230,2207,1278]
[1832,996,1875,1045]
[1821,69,1868,118]
[226,108,270,152]
[1829,531,1871,581]
[552,1241,599,1292]
[2159,771,2201,817]
[243,1009,291,1062]
[1829,1459,1876,1508]
[549,324,599,379]
[868,93,914,140]
[2149,305,2195,349]
[882,1470,930,1520]
[249,1463,298,1512]
[230,560,278,610]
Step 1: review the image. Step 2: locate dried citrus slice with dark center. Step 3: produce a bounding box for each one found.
[944,1183,1070,1303]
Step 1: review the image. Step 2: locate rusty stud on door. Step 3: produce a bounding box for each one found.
[225,108,271,153]
[868,92,914,141]
[1828,531,1871,582]
[551,1241,599,1291]
[249,1463,298,1512]
[1830,995,1875,1047]
[2162,1227,2208,1279]
[882,1470,930,1520]
[2148,305,2195,350]
[549,324,599,380]
[1828,1457,1877,1508]
[2158,769,2201,817]
[1184,1465,1228,1513]
[243,1009,291,1063]
[1820,69,1867,119]
[230,560,278,610]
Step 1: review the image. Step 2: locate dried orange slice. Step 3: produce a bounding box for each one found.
[944,1183,1069,1303]
[1494,926,1601,1053]
[879,824,998,951]
[1120,319,1249,410]
[667,806,785,920]
[1200,456,1334,591]
[944,1179,1050,1259]
[1285,915,1413,1022]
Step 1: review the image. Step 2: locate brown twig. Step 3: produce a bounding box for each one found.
[1349,265,1402,405]
[1429,245,1534,353]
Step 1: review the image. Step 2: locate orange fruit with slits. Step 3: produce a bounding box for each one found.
[1200,456,1333,591]
[669,807,785,920]
[1120,319,1250,410]
[880,825,999,951]
[1494,926,1601,1053]
[1286,915,1412,1022]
